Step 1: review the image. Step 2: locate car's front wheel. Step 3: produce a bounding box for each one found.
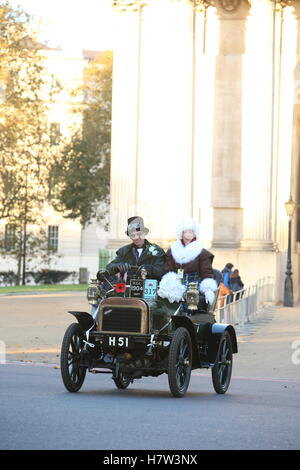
[168,327,192,398]
[60,323,87,392]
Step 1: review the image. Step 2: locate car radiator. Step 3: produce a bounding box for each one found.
[98,297,149,334]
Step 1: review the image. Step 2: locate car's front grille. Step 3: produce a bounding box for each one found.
[98,297,149,334]
[102,307,141,332]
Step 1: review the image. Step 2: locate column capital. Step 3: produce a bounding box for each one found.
[197,0,251,13]
[112,0,149,12]
[195,0,253,16]
[213,0,242,13]
[248,0,292,8]
[276,0,292,7]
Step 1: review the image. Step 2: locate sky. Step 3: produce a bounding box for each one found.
[10,0,115,53]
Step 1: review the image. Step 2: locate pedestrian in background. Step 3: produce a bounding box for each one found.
[230,269,244,300]
[222,263,234,289]
[215,263,233,308]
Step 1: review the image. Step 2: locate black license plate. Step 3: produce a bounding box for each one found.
[130,279,144,297]
[104,335,133,348]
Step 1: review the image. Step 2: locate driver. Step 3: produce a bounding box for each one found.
[106,216,166,280]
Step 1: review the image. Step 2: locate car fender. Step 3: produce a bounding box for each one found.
[68,311,94,331]
[171,315,200,368]
[207,323,238,364]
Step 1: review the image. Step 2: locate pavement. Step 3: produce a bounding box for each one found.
[234,303,300,379]
[0,291,300,380]
[0,292,87,364]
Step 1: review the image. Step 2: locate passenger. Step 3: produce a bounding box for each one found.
[158,217,218,305]
[106,216,165,280]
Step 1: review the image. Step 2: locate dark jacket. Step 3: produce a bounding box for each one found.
[106,239,166,280]
[230,276,244,292]
[165,248,215,280]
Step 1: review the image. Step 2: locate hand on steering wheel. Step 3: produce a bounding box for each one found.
[137,264,154,278]
[116,262,131,275]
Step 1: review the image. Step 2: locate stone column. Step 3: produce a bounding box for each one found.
[109,1,143,246]
[109,0,196,246]
[193,2,220,245]
[208,0,250,249]
[240,0,278,251]
[279,1,300,299]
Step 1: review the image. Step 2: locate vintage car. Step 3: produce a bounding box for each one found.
[60,267,238,397]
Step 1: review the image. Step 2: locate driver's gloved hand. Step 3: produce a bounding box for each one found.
[138,264,153,276]
[205,290,215,305]
[116,262,130,275]
[96,269,110,282]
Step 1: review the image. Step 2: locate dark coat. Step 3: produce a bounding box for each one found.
[106,239,166,280]
[165,247,215,280]
[230,276,244,292]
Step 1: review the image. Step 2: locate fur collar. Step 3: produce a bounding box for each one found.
[170,239,203,265]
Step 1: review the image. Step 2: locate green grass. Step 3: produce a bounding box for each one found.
[0,284,88,294]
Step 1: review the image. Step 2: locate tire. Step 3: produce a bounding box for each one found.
[60,323,87,392]
[113,371,131,389]
[212,331,233,394]
[168,327,192,398]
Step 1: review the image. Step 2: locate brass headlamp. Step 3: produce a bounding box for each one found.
[185,282,200,311]
[87,278,101,305]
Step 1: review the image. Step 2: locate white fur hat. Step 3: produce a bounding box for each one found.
[176,217,200,240]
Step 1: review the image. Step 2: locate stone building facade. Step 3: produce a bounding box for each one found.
[109,0,300,300]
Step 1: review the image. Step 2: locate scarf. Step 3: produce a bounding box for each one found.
[170,239,203,265]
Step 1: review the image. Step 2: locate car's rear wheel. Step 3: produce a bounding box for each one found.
[60,323,87,392]
[113,370,131,389]
[168,327,192,398]
[211,331,233,394]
